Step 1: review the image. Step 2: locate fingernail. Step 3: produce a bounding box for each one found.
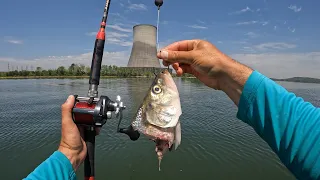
[160,50,168,60]
[66,95,73,103]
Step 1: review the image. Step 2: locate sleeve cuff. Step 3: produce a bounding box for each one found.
[236,70,266,125]
[52,151,76,179]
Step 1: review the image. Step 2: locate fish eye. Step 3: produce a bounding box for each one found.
[152,85,162,94]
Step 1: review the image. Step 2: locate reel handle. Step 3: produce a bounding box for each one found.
[118,125,140,141]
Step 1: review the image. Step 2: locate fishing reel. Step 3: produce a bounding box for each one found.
[72,95,140,141]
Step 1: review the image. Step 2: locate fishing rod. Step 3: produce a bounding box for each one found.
[71,0,140,179]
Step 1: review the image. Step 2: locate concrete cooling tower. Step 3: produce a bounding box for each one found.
[127,24,161,67]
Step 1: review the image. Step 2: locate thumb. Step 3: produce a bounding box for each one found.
[158,50,194,65]
[61,95,75,123]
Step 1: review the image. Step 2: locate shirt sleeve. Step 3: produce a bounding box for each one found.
[237,70,320,180]
[24,151,76,180]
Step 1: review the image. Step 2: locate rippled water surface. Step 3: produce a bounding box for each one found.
[1,78,320,180]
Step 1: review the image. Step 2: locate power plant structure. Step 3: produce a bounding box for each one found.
[122,24,170,76]
[127,24,161,68]
[121,0,171,76]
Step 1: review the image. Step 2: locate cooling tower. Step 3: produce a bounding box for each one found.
[127,24,161,67]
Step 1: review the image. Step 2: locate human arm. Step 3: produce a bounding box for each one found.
[157,39,320,180]
[236,70,320,180]
[24,95,87,180]
[24,151,76,180]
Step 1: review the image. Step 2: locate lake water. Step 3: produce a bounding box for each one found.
[1,78,320,180]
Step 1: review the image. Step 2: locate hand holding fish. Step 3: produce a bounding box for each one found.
[157,39,253,106]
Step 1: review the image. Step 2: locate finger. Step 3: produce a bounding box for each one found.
[78,125,85,138]
[158,50,194,65]
[180,64,203,79]
[61,95,75,126]
[174,64,188,76]
[162,61,179,69]
[180,64,194,74]
[161,40,196,51]
[176,67,183,76]
[172,63,179,70]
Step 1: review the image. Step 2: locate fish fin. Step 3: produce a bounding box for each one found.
[169,144,173,151]
[174,121,181,150]
[158,158,162,171]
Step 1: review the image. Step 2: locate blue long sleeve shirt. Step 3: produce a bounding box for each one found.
[237,71,320,180]
[24,151,76,180]
[25,70,320,179]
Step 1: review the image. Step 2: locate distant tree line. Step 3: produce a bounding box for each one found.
[272,77,320,84]
[0,63,195,78]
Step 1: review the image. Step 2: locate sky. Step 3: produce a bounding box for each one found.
[0,0,320,78]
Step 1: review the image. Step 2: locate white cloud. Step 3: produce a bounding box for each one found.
[241,46,256,53]
[236,21,269,26]
[106,37,132,47]
[232,40,248,45]
[107,24,132,33]
[4,36,23,44]
[0,51,130,71]
[245,32,259,38]
[197,20,205,24]
[128,3,147,11]
[236,21,258,25]
[288,27,296,33]
[110,12,127,21]
[85,29,131,47]
[110,32,129,38]
[229,6,253,15]
[187,25,208,29]
[231,52,320,78]
[7,40,23,44]
[288,5,302,12]
[253,42,297,51]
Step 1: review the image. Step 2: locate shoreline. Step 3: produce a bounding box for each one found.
[2,76,320,83]
[0,76,197,80]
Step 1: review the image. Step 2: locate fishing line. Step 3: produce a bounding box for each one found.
[157,8,171,73]
[156,8,160,51]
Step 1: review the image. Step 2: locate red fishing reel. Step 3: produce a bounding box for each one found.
[71,95,140,140]
[72,95,122,127]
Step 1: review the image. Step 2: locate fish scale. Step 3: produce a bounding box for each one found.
[130,69,182,171]
[132,108,175,142]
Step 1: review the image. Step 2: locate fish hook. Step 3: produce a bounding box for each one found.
[151,67,157,77]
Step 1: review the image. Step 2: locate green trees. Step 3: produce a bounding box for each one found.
[0,64,183,78]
